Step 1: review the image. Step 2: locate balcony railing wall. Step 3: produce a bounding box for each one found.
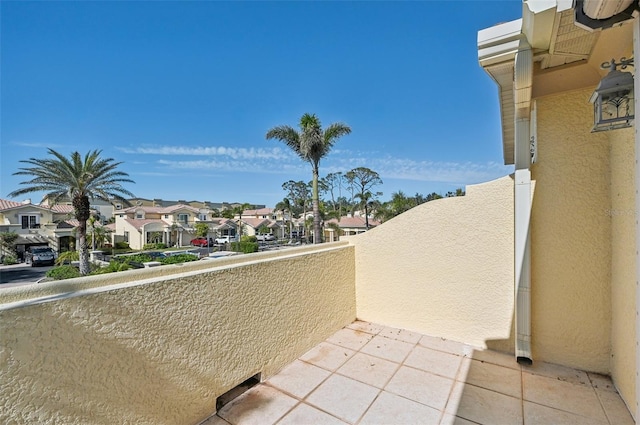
[0,243,355,425]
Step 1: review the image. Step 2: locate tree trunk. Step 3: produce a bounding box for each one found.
[73,195,91,275]
[312,163,321,244]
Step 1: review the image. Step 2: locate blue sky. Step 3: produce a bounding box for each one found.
[1,1,522,208]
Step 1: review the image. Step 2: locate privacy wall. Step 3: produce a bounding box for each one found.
[352,175,516,352]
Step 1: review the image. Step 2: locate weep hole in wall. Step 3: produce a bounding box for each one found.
[215,373,261,411]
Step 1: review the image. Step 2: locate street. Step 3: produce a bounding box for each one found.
[0,263,52,288]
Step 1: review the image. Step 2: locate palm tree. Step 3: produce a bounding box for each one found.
[232,203,252,241]
[275,198,293,241]
[266,113,351,244]
[9,149,134,275]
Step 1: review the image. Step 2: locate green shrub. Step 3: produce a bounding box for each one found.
[241,235,258,243]
[231,241,259,254]
[143,243,167,250]
[114,241,130,249]
[46,265,81,280]
[2,255,17,265]
[159,254,199,264]
[91,261,132,274]
[56,250,79,265]
[116,254,153,264]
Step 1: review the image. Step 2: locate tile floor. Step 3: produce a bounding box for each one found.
[202,321,635,425]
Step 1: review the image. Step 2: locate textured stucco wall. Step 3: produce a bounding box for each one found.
[608,126,636,414]
[0,243,355,425]
[532,88,612,373]
[352,175,515,351]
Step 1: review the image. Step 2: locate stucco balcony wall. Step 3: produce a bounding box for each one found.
[350,175,516,352]
[0,243,356,425]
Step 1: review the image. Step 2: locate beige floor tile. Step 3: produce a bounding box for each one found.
[439,412,483,425]
[419,334,476,357]
[277,403,348,425]
[385,365,455,411]
[359,390,442,425]
[299,341,355,372]
[200,415,230,425]
[457,357,522,398]
[445,381,522,425]
[468,349,521,371]
[327,327,375,351]
[522,372,607,422]
[523,401,607,425]
[267,360,331,398]
[306,374,380,424]
[596,388,636,425]
[405,345,462,379]
[521,361,590,386]
[347,321,383,335]
[379,326,423,344]
[361,334,414,363]
[217,385,298,425]
[588,372,617,392]
[336,352,399,388]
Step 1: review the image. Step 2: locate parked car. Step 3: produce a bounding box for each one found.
[28,246,56,267]
[256,234,276,242]
[190,237,213,247]
[215,235,237,244]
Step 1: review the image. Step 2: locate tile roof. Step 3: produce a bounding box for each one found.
[0,199,23,211]
[244,208,274,216]
[326,216,380,228]
[242,217,271,229]
[120,204,200,214]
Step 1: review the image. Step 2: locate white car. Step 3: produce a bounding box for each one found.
[215,235,237,244]
[256,234,276,242]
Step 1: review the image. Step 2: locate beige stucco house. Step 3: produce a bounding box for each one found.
[324,215,381,242]
[475,0,637,416]
[113,203,237,249]
[0,198,79,258]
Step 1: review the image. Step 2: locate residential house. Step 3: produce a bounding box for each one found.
[324,215,381,242]
[113,203,239,249]
[236,208,287,239]
[475,0,637,415]
[0,198,79,259]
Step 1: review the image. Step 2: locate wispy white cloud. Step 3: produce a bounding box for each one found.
[11,141,64,149]
[121,144,511,186]
[328,155,512,185]
[117,145,294,160]
[156,159,307,175]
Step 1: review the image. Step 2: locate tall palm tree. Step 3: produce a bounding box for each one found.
[232,203,252,240]
[9,149,134,275]
[266,113,351,244]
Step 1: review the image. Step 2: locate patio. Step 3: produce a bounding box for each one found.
[203,321,634,425]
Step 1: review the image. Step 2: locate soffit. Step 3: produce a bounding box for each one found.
[479,0,633,165]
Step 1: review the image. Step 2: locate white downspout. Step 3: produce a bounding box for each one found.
[514,37,534,364]
[633,10,640,420]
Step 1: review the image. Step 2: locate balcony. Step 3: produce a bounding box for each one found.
[206,321,634,425]
[0,177,635,424]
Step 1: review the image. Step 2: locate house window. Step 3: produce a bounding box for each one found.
[115,203,122,210]
[164,214,169,219]
[198,213,207,220]
[178,214,188,224]
[20,215,39,229]
[124,231,129,242]
[136,213,144,219]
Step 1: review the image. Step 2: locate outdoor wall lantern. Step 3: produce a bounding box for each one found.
[589,57,634,132]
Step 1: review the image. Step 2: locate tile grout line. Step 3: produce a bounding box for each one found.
[587,372,613,425]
